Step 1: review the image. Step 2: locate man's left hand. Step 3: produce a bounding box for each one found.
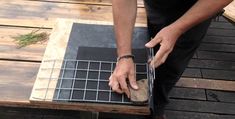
[145,26,183,68]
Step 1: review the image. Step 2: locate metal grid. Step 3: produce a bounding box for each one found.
[39,59,148,105]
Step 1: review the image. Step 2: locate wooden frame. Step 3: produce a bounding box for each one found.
[223,0,235,22]
[29,18,149,115]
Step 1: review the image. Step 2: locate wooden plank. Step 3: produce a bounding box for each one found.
[0,60,40,101]
[188,59,235,71]
[0,1,147,27]
[203,36,235,45]
[223,0,235,22]
[207,28,235,37]
[176,77,235,91]
[182,68,202,78]
[197,51,235,62]
[31,0,145,7]
[0,101,150,115]
[201,69,235,80]
[30,19,74,101]
[209,21,235,30]
[199,43,235,53]
[167,99,235,115]
[169,87,206,101]
[0,26,49,61]
[207,90,235,103]
[166,110,235,119]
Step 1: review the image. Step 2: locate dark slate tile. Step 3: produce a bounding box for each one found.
[201,69,235,80]
[203,36,235,45]
[197,51,235,62]
[169,87,206,100]
[199,43,235,53]
[166,99,235,115]
[166,110,235,119]
[188,59,235,70]
[182,68,202,78]
[207,90,235,103]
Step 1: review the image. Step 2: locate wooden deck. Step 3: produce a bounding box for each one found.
[0,0,235,119]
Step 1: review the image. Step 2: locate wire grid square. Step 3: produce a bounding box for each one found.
[40,59,148,105]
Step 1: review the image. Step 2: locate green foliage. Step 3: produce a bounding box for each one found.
[12,29,49,48]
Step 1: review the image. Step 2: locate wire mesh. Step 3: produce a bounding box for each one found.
[38,59,149,105]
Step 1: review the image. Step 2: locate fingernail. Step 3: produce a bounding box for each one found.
[133,85,138,90]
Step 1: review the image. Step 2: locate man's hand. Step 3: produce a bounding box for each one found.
[109,58,139,98]
[145,26,182,68]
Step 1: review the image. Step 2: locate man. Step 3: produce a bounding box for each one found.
[109,0,232,119]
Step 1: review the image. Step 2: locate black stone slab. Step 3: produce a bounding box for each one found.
[76,47,148,63]
[207,90,235,103]
[70,23,148,49]
[54,23,149,104]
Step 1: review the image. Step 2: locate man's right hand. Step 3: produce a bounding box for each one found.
[109,58,139,98]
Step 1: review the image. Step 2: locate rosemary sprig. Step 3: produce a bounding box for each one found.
[12,28,49,48]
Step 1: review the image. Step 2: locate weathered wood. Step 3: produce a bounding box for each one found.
[199,43,235,53]
[0,26,49,61]
[166,110,235,119]
[182,68,202,78]
[207,90,235,103]
[0,1,147,27]
[169,87,206,101]
[201,69,235,80]
[223,0,235,22]
[30,19,74,101]
[167,99,235,115]
[0,101,150,115]
[207,28,235,37]
[188,59,235,71]
[0,61,40,101]
[203,36,235,44]
[31,0,145,7]
[197,51,235,62]
[176,77,235,91]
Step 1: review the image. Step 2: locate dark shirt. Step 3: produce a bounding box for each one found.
[144,0,198,24]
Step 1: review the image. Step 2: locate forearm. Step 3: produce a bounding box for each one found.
[169,0,233,34]
[112,0,137,57]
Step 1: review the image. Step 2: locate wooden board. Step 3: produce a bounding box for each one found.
[223,0,235,22]
[30,19,74,101]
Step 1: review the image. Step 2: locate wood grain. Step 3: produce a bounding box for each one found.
[0,26,49,61]
[30,19,74,101]
[0,1,147,27]
[223,0,235,22]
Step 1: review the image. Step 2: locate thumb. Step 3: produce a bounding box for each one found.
[145,37,161,48]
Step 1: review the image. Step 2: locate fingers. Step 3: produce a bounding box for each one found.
[118,76,130,98]
[109,75,123,94]
[145,37,162,48]
[150,45,171,68]
[128,70,138,90]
